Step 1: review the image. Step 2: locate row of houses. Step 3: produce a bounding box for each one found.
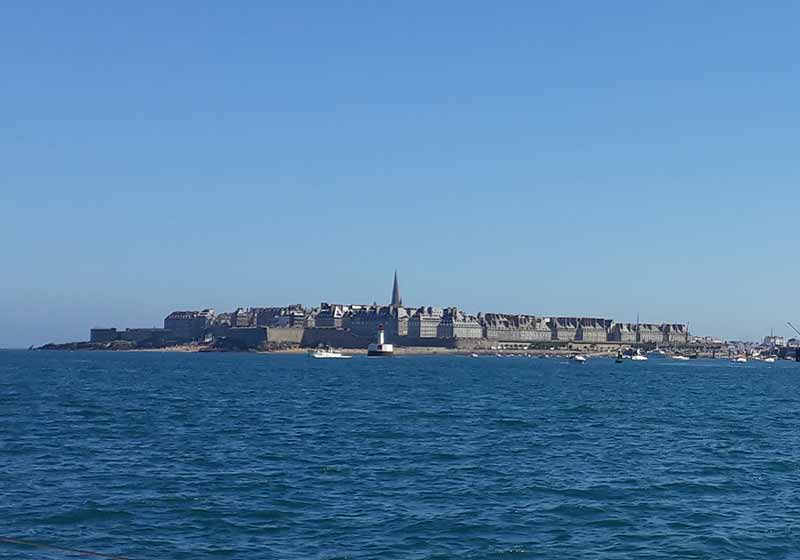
[155,305,689,345]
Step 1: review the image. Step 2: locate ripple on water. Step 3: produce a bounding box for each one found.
[3,351,800,559]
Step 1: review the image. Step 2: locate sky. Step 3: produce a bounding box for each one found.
[2,1,799,347]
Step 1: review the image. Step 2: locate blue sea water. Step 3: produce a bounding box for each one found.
[2,350,800,559]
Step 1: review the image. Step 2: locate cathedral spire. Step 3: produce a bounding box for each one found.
[391,270,402,307]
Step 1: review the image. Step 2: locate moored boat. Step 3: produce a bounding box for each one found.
[310,346,351,359]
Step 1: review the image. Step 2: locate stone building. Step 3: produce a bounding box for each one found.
[231,307,256,328]
[438,308,483,339]
[408,307,444,338]
[314,303,349,328]
[609,323,637,343]
[482,313,552,342]
[164,309,215,341]
[638,323,663,344]
[576,318,613,342]
[661,323,689,345]
[550,317,580,341]
[347,305,409,340]
[254,305,307,328]
[228,306,307,329]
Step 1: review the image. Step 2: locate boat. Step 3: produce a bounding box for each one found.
[764,356,776,363]
[631,348,648,361]
[573,355,587,363]
[615,350,624,364]
[470,353,479,358]
[732,356,747,363]
[673,354,690,361]
[310,347,351,359]
[367,325,394,356]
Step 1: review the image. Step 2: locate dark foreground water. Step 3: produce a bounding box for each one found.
[2,350,800,559]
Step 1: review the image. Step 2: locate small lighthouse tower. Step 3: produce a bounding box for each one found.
[367,324,394,356]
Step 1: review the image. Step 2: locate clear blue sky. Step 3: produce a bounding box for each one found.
[2,1,799,347]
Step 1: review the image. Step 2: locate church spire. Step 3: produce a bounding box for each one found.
[391,270,402,307]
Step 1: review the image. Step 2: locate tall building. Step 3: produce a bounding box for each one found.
[391,270,402,307]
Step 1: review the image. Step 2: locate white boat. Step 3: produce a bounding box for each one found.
[764,356,776,363]
[673,355,690,361]
[631,349,648,361]
[367,325,394,356]
[310,347,351,359]
[732,356,747,363]
[470,353,480,358]
[573,355,587,363]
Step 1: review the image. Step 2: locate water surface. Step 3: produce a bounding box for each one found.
[2,350,800,559]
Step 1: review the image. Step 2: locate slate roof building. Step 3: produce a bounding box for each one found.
[482,313,552,341]
[439,308,483,339]
[576,318,613,342]
[550,317,580,341]
[407,307,444,338]
[164,309,215,341]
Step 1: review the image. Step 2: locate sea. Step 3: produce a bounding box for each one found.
[2,350,800,559]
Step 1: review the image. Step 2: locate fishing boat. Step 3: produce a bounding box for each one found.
[310,346,351,359]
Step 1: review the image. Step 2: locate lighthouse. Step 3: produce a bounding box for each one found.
[367,324,394,356]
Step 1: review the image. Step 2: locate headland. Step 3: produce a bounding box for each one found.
[34,271,794,360]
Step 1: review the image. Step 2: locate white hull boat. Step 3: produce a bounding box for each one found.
[310,348,351,359]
